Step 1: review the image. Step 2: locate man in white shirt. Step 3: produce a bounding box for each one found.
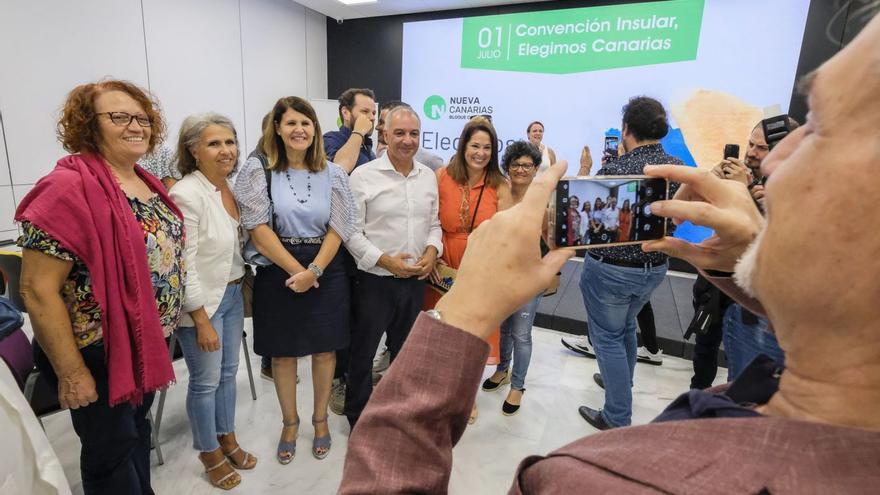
[602,196,620,236]
[343,105,443,429]
[376,100,445,171]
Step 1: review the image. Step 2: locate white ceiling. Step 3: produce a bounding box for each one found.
[295,0,554,21]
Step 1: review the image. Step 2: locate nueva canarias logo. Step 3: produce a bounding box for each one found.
[423,95,446,120]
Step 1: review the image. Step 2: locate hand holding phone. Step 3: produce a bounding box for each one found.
[720,159,751,185]
[602,136,619,164]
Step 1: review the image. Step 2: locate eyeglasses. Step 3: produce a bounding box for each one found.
[97,112,152,127]
[509,162,537,171]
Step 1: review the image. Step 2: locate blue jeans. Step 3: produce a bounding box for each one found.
[497,294,541,390]
[176,284,244,452]
[722,303,784,381]
[579,256,667,427]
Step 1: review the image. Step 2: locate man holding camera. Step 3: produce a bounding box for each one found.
[711,118,797,382]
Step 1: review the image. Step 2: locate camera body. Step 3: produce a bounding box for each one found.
[761,114,792,150]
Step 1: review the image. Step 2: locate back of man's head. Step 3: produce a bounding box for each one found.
[380,100,407,113]
[622,96,669,142]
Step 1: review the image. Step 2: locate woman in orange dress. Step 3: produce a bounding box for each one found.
[425,117,511,422]
[618,199,633,242]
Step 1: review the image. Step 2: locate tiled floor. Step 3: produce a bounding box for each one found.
[42,321,726,494]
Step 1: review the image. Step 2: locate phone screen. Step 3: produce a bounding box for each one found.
[552,176,669,249]
[604,136,619,158]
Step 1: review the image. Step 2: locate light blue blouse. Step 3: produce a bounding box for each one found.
[272,167,330,238]
[232,156,355,241]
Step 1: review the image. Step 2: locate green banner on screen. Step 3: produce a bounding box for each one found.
[461,0,705,74]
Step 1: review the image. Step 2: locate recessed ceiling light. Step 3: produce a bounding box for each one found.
[338,0,378,5]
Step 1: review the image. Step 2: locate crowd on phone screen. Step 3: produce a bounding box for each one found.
[567,194,635,246]
[11,16,880,492]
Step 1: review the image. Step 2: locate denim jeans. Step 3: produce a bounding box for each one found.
[176,283,244,452]
[497,293,541,390]
[579,255,667,427]
[722,303,784,381]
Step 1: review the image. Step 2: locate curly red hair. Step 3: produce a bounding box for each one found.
[56,79,165,154]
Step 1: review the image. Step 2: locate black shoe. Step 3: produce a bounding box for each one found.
[260,367,274,381]
[481,371,510,391]
[593,373,604,390]
[578,406,613,431]
[502,389,524,416]
[561,337,596,358]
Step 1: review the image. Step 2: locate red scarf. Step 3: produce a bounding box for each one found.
[15,153,181,406]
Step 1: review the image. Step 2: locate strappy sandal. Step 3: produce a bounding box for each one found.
[222,444,257,470]
[277,419,299,465]
[312,416,332,460]
[203,457,241,490]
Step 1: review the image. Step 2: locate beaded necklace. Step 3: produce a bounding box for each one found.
[284,168,312,204]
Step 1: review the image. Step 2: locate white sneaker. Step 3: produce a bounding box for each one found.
[561,336,596,358]
[637,346,663,365]
[372,348,390,373]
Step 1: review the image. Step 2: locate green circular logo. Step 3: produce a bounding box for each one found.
[423,95,446,120]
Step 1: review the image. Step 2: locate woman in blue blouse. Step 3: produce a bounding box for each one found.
[233,96,354,465]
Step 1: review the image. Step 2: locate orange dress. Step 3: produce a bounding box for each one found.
[618,210,632,242]
[424,167,501,364]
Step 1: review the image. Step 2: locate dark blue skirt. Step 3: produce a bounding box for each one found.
[252,243,350,357]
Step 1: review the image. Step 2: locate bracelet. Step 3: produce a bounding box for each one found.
[307,263,324,278]
[351,131,365,140]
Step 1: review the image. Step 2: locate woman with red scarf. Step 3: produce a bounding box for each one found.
[16,80,183,495]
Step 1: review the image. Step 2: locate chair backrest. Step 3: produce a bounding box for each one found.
[0,251,25,312]
[0,328,34,391]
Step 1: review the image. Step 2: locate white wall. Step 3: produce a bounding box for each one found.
[0,0,327,237]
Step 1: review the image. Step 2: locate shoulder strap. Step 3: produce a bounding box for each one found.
[261,160,276,231]
[468,171,487,233]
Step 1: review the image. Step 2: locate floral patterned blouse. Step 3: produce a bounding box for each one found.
[17,195,185,348]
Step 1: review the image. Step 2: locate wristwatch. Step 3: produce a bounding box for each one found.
[307,263,324,278]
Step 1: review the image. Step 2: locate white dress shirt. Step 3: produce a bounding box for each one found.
[602,206,620,230]
[170,171,245,327]
[345,153,443,277]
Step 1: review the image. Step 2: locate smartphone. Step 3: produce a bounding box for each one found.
[604,136,619,159]
[723,144,740,160]
[551,176,669,249]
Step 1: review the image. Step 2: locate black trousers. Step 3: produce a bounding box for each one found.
[344,272,424,428]
[636,301,659,354]
[35,343,155,495]
[689,276,732,389]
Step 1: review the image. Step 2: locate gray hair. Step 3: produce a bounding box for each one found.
[385,105,420,129]
[176,112,239,176]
